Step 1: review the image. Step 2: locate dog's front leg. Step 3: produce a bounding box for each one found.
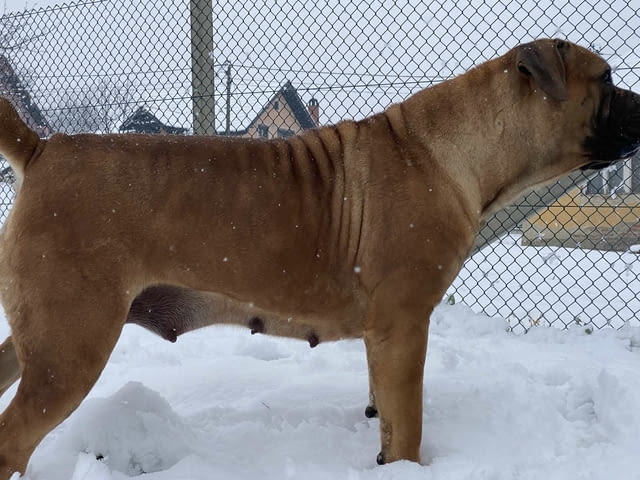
[364,274,434,465]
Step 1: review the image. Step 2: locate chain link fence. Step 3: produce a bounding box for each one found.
[0,0,638,333]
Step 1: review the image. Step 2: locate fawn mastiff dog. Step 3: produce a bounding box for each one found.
[0,38,637,476]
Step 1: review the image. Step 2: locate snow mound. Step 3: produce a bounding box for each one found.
[431,302,510,336]
[61,382,197,476]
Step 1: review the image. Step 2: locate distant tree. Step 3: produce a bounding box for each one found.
[48,77,135,134]
[0,7,134,134]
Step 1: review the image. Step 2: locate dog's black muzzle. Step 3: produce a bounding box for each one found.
[582,87,640,171]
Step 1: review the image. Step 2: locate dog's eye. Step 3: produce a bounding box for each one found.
[601,68,613,85]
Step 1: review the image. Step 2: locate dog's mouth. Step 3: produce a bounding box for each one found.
[580,160,619,171]
[582,87,640,170]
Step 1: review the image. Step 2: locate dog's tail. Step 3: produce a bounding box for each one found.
[0,97,41,182]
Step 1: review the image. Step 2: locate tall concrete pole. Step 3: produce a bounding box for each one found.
[190,0,216,135]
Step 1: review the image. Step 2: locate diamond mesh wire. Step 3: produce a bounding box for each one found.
[0,0,638,333]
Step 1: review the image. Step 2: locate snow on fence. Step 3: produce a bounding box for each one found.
[0,0,638,332]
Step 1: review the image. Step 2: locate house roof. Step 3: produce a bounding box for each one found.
[0,55,51,134]
[225,81,316,136]
[119,106,187,135]
[268,81,316,129]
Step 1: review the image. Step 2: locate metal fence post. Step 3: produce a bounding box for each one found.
[190,0,216,135]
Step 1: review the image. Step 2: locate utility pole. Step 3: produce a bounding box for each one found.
[190,0,216,135]
[224,61,232,135]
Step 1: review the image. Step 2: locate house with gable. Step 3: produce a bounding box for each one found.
[119,82,318,140]
[226,81,319,139]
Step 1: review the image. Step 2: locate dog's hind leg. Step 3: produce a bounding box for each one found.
[0,273,130,478]
[0,337,19,397]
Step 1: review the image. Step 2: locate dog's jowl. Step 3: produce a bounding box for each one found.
[0,39,637,477]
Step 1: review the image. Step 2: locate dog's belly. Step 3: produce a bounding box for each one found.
[127,283,366,344]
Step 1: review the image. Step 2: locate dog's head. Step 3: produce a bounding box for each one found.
[513,38,640,173]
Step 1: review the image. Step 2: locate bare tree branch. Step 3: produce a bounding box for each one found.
[49,77,136,133]
[0,12,45,53]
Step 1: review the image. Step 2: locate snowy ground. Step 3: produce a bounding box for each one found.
[451,234,640,332]
[1,293,640,479]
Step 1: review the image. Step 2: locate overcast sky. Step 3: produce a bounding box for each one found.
[2,0,56,13]
[214,0,640,127]
[1,0,637,133]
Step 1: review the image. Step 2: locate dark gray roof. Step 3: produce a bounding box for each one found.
[273,81,316,130]
[119,107,187,135]
[0,55,51,134]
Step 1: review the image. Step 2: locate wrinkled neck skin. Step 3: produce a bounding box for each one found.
[396,55,568,223]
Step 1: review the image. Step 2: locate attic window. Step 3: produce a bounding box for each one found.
[278,128,294,139]
[257,124,269,138]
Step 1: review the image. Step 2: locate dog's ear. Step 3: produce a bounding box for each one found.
[516,39,568,101]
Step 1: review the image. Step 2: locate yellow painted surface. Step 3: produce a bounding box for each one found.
[527,188,640,230]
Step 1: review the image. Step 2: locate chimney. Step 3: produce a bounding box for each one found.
[307,98,320,126]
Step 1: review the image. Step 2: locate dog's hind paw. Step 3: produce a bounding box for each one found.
[307,332,319,348]
[248,317,265,334]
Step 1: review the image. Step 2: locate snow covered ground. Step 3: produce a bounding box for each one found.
[452,234,640,332]
[1,290,639,479]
